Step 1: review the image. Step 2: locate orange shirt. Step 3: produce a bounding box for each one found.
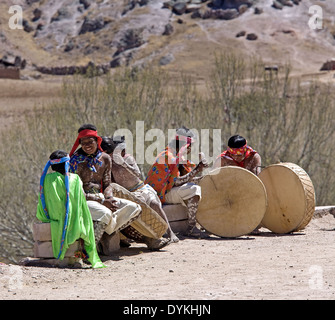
[145,147,195,203]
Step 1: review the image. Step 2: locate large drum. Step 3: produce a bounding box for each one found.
[258,162,315,233]
[111,183,168,239]
[196,166,268,237]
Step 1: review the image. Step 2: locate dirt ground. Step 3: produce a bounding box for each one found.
[1,212,335,301]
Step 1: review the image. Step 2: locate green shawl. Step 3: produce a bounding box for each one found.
[36,172,105,268]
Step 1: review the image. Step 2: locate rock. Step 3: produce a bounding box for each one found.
[278,0,294,6]
[64,40,76,52]
[236,30,246,37]
[246,33,258,40]
[23,19,34,33]
[238,4,249,14]
[163,1,176,9]
[79,0,92,9]
[114,28,145,56]
[110,56,124,68]
[254,7,263,14]
[26,0,40,4]
[162,23,174,36]
[211,0,224,8]
[79,16,107,35]
[51,7,72,22]
[191,6,212,19]
[212,0,253,9]
[229,0,253,8]
[272,1,283,9]
[32,8,42,22]
[159,54,175,66]
[186,4,203,13]
[214,8,239,20]
[173,2,187,15]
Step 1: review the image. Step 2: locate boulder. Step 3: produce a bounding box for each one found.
[32,8,42,22]
[162,23,174,35]
[246,33,258,40]
[114,28,145,56]
[236,30,246,37]
[272,1,283,9]
[222,0,253,9]
[278,0,294,6]
[173,2,188,15]
[254,7,263,14]
[214,8,239,20]
[159,54,175,66]
[79,16,108,35]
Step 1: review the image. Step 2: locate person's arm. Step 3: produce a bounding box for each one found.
[174,161,208,187]
[246,153,262,175]
[102,155,114,199]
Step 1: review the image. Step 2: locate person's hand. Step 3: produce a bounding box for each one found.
[197,162,208,172]
[103,197,119,212]
[198,152,209,170]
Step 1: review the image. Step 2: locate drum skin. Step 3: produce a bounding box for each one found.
[197,166,267,237]
[258,163,315,234]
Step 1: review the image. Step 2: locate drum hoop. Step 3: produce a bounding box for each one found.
[259,162,315,233]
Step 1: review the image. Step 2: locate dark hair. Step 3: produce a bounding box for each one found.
[101,136,125,154]
[228,135,246,148]
[101,136,115,154]
[170,126,195,150]
[78,123,97,133]
[49,150,68,174]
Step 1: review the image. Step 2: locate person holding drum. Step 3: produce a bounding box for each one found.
[100,135,179,244]
[69,124,168,251]
[145,126,210,238]
[213,134,261,175]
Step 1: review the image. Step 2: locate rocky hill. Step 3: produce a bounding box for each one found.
[0,0,334,80]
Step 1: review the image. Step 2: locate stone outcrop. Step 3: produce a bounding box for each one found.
[163,0,254,20]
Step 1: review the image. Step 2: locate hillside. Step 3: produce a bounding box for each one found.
[0,0,334,81]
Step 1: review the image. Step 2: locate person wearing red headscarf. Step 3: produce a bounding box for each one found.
[69,124,142,247]
[213,135,261,175]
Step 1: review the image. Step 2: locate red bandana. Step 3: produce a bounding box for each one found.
[69,129,103,156]
[227,144,247,156]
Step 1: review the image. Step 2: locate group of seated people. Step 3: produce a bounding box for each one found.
[37,124,261,268]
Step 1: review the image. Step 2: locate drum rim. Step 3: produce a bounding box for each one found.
[197,166,268,237]
[259,162,315,233]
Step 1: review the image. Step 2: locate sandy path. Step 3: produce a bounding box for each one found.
[1,213,335,301]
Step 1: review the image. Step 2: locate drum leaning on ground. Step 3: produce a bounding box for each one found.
[258,162,316,234]
[111,183,168,239]
[196,166,268,237]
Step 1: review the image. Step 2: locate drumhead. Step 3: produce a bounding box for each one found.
[258,163,315,233]
[196,166,267,237]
